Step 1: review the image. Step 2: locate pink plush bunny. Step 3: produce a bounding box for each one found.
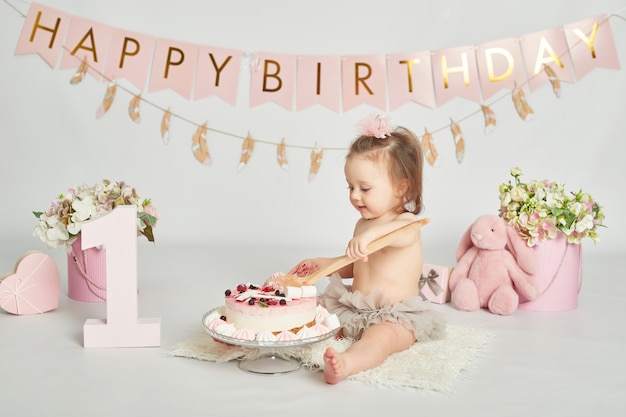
[449,214,539,315]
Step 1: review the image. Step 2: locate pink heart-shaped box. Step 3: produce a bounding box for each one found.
[0,251,60,315]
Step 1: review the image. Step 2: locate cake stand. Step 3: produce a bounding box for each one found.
[202,309,338,375]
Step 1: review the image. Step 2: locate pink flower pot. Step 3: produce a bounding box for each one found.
[518,233,582,312]
[67,235,107,302]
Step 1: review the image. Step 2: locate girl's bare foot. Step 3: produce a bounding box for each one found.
[323,347,348,384]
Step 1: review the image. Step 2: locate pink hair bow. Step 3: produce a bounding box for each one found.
[357,114,393,139]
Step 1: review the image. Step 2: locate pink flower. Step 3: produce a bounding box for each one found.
[143,204,159,223]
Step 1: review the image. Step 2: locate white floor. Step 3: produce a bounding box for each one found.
[1,242,624,417]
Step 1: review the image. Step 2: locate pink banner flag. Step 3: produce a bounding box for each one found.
[59,17,114,81]
[520,27,575,93]
[195,46,241,105]
[14,3,71,68]
[296,55,341,112]
[249,52,296,110]
[564,14,620,81]
[342,54,387,112]
[148,38,198,99]
[387,51,435,110]
[103,29,154,91]
[432,46,482,106]
[476,38,527,101]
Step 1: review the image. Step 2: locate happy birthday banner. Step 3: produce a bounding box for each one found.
[15,2,620,112]
[9,2,624,179]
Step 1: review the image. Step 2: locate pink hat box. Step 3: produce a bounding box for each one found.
[518,233,582,312]
[67,235,107,302]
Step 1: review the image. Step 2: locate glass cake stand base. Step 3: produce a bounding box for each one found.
[202,308,339,376]
[238,354,301,375]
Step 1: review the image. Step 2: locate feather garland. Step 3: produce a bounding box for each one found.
[543,64,561,98]
[512,84,534,121]
[69,57,88,85]
[308,145,323,182]
[191,123,211,166]
[128,94,142,123]
[95,81,117,119]
[421,128,440,167]
[277,138,289,170]
[238,133,255,171]
[450,120,465,164]
[481,105,496,134]
[161,109,171,145]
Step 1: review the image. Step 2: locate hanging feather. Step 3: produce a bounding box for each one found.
[95,81,117,119]
[481,105,496,134]
[191,122,211,166]
[161,109,171,145]
[308,145,324,182]
[238,133,255,171]
[543,64,561,98]
[450,120,465,164]
[512,84,534,121]
[128,94,142,123]
[69,57,89,85]
[277,137,289,170]
[421,128,440,167]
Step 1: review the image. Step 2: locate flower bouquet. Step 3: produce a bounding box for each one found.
[33,179,158,249]
[498,167,605,311]
[498,167,604,247]
[33,180,158,302]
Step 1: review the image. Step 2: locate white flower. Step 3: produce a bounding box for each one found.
[544,190,561,208]
[71,196,97,222]
[510,186,527,202]
[499,192,512,207]
[66,221,83,235]
[45,222,70,248]
[32,214,69,249]
[575,214,595,234]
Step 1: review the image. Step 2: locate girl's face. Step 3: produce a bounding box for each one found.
[344,155,403,220]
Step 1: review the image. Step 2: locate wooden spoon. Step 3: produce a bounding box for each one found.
[271,217,430,288]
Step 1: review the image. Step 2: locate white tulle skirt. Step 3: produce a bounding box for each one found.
[320,275,446,342]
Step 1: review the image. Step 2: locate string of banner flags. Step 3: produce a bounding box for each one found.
[6,1,626,181]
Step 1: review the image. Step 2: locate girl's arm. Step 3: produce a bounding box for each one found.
[347,214,420,260]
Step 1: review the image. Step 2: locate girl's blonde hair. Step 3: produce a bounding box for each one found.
[347,126,424,214]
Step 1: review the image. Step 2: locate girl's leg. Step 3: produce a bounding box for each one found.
[323,321,415,384]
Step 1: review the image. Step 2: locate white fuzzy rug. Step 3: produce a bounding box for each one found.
[168,324,493,392]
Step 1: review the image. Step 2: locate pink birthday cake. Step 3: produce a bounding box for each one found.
[205,281,340,342]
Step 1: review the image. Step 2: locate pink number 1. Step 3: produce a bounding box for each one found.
[80,206,161,348]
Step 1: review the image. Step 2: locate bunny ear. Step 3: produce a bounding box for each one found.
[505,223,537,274]
[455,224,474,261]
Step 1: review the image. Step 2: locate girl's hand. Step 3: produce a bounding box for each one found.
[288,259,320,276]
[346,235,372,262]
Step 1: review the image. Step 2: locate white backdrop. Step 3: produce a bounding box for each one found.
[1,0,624,271]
